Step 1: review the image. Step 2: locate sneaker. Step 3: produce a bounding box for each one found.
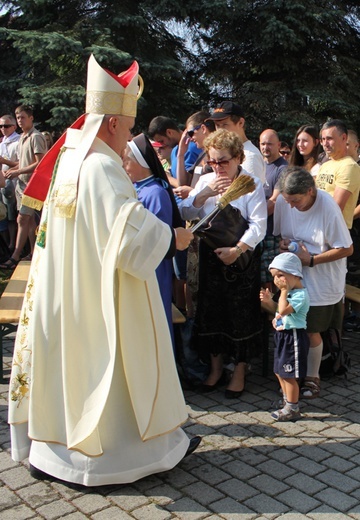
[271,407,301,422]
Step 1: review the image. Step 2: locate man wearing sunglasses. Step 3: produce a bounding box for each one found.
[0,114,19,252]
[174,111,215,196]
[0,115,19,172]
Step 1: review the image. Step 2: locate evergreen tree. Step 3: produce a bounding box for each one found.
[0,0,208,133]
[178,0,360,139]
[1,0,359,139]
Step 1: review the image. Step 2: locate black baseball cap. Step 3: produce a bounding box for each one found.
[207,101,244,121]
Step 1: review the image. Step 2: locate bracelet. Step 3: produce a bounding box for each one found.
[309,254,315,267]
[235,244,243,257]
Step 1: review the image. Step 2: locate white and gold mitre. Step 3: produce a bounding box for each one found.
[85,54,142,117]
[50,55,143,219]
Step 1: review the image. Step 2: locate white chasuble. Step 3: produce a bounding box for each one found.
[9,135,189,484]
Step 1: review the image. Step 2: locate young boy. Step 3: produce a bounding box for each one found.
[260,253,310,421]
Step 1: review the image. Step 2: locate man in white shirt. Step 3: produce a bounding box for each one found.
[0,114,20,251]
[0,114,19,172]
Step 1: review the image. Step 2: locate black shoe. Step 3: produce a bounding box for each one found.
[30,464,86,490]
[183,436,201,458]
[197,372,226,393]
[224,389,244,399]
[30,464,55,481]
[197,383,217,393]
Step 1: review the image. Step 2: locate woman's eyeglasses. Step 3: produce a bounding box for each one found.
[207,157,233,168]
[187,124,202,138]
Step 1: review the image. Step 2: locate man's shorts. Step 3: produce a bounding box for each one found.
[274,329,309,379]
[306,300,343,333]
[16,186,35,216]
[19,204,35,217]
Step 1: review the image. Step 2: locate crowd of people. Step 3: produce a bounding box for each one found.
[146,105,359,422]
[2,55,360,487]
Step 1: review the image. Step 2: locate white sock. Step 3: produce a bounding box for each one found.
[306,341,323,378]
[285,401,299,412]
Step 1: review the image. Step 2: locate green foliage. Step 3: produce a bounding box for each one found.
[191,0,360,138]
[0,0,208,133]
[0,0,359,139]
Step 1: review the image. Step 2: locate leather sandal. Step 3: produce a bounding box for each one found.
[300,377,320,399]
[0,257,19,270]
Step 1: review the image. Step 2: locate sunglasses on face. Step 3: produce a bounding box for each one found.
[280,150,290,156]
[0,125,13,129]
[206,157,233,168]
[187,124,202,138]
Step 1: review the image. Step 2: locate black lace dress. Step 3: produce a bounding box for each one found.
[193,207,263,364]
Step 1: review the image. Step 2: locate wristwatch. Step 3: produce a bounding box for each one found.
[234,244,243,257]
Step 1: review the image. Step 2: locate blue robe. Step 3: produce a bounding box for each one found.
[135,178,174,346]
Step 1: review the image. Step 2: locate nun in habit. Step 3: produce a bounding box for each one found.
[123,133,183,348]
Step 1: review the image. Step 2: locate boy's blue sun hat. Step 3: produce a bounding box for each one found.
[269,252,303,278]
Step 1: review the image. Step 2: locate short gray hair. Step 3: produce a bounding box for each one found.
[321,119,348,136]
[0,114,16,125]
[277,166,315,195]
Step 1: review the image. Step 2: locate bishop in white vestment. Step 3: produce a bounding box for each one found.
[8,55,196,486]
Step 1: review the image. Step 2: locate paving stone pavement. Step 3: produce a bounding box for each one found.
[1,330,360,519]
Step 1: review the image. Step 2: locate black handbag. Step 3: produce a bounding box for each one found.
[194,204,253,271]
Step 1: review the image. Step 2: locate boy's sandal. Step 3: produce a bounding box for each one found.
[300,377,320,399]
[271,407,301,422]
[0,257,19,270]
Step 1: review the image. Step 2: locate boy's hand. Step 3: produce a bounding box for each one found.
[272,313,285,331]
[273,275,289,291]
[260,287,272,304]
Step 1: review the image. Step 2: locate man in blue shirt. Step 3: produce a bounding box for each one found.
[148,116,201,189]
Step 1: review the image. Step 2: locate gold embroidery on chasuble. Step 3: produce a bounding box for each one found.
[10,271,36,407]
[53,184,77,218]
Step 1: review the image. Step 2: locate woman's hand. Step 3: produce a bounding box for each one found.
[207,175,232,196]
[193,176,231,208]
[279,238,312,267]
[279,238,290,252]
[214,246,239,265]
[295,242,313,266]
